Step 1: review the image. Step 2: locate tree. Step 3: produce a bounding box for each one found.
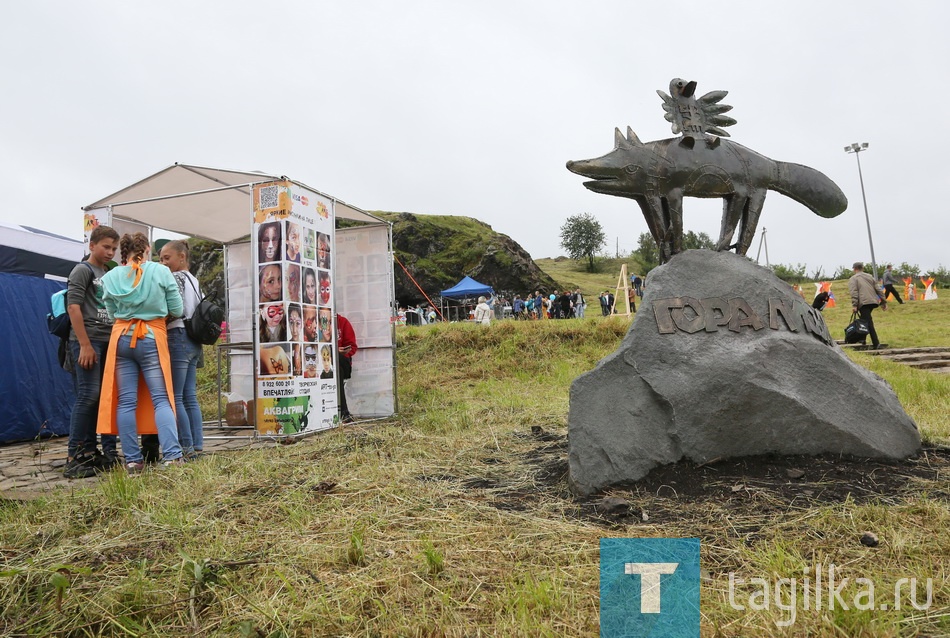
[833,265,854,280]
[683,230,716,251]
[631,230,716,273]
[770,263,807,283]
[896,262,920,278]
[632,232,659,273]
[560,213,606,272]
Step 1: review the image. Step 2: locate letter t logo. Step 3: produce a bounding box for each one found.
[624,563,679,613]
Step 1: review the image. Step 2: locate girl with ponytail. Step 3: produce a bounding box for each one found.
[97,233,185,470]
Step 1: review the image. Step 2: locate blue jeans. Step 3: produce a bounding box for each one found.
[168,328,204,453]
[115,334,182,463]
[68,340,117,458]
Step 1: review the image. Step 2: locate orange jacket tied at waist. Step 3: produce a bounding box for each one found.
[97,318,175,436]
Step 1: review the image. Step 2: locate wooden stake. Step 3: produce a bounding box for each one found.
[612,264,633,316]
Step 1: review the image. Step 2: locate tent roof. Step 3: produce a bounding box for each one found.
[0,222,84,278]
[83,163,386,244]
[440,275,494,298]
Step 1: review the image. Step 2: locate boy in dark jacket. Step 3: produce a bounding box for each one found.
[64,226,119,478]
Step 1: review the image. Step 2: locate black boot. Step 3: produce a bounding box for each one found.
[141,435,160,465]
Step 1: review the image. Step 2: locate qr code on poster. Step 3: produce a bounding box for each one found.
[259,185,279,210]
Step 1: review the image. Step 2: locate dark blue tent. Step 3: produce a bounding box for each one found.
[0,224,83,442]
[0,272,74,442]
[440,276,494,299]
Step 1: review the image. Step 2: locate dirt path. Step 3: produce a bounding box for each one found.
[0,426,269,499]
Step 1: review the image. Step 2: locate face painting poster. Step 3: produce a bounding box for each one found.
[252,181,339,434]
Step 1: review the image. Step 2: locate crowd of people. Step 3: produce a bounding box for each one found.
[63,228,204,477]
[62,226,361,478]
[509,289,587,320]
[400,284,648,325]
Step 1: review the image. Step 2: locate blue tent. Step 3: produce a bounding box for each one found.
[440,276,494,299]
[0,224,83,442]
[0,272,75,442]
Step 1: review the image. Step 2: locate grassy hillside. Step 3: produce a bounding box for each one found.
[0,303,947,635]
[535,255,646,295]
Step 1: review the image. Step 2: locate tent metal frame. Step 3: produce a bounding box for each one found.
[81,164,396,443]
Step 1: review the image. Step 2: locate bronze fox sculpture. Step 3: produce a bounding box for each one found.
[567,83,847,263]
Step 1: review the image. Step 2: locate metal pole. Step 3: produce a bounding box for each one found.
[845,143,878,282]
[754,227,769,266]
[853,151,878,281]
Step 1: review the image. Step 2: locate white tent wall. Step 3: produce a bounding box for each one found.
[335,223,398,417]
[82,164,396,438]
[223,241,255,415]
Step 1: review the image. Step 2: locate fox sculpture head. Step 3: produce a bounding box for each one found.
[566,126,658,198]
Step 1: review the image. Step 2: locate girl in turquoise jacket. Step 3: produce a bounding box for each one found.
[98,233,184,470]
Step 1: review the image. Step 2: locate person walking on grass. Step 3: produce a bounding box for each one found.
[474,296,492,325]
[882,264,904,304]
[97,233,184,472]
[848,261,888,349]
[63,225,120,479]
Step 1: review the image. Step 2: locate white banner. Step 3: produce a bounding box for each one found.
[336,224,396,418]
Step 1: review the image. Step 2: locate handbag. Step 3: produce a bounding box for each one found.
[844,312,870,344]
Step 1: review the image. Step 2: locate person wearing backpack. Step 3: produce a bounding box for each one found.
[62,225,120,478]
[160,240,205,460]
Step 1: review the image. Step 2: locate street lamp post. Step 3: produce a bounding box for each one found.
[844,142,878,281]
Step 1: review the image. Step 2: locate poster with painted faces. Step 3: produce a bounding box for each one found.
[252,181,338,436]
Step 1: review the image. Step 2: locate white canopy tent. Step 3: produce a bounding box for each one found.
[83,163,396,437]
[85,164,382,241]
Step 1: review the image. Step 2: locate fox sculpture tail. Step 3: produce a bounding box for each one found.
[773,162,847,219]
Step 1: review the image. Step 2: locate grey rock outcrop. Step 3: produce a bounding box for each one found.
[568,250,920,496]
[377,212,559,304]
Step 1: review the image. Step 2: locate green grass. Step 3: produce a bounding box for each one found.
[535,255,645,296]
[820,288,950,348]
[1,301,948,635]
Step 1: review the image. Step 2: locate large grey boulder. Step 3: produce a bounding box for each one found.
[568,250,920,496]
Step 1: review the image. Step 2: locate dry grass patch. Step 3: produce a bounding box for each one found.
[1,312,948,636]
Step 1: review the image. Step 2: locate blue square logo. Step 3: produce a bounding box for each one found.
[600,538,700,638]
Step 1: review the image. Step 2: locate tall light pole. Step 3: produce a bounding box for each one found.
[844,142,878,281]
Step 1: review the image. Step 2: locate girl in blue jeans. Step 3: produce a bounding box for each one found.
[160,240,205,459]
[98,233,184,471]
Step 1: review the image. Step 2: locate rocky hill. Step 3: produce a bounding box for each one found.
[188,238,226,301]
[371,211,559,305]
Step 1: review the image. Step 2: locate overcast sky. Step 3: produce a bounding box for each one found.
[1,1,946,276]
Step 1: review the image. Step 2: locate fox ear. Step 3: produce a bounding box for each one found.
[614,127,626,149]
[615,127,639,150]
[626,127,642,145]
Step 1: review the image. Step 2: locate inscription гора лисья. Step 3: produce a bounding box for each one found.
[652,296,832,345]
